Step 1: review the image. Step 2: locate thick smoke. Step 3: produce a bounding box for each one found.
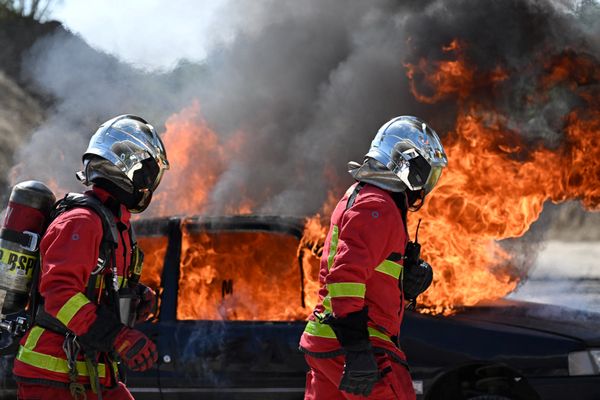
[9,0,600,219]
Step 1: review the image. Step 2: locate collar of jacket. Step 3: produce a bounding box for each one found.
[89,186,131,224]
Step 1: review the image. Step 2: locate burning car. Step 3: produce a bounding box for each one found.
[3,214,596,400]
[136,214,600,399]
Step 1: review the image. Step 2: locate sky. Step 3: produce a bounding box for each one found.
[53,0,224,71]
[51,0,594,71]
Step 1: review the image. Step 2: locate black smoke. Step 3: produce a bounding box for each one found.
[9,0,600,217]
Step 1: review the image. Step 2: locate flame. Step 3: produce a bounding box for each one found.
[176,223,311,321]
[150,101,252,217]
[297,43,600,316]
[137,40,599,320]
[297,215,328,312]
[138,236,168,290]
[405,40,508,105]
[137,236,168,318]
[401,42,600,314]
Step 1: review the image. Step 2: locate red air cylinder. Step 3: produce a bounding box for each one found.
[0,181,55,315]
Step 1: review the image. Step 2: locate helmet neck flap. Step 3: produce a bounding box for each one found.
[348,158,406,193]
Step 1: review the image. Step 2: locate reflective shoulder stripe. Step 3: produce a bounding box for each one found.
[304,320,393,344]
[327,282,366,298]
[375,260,403,279]
[16,346,106,378]
[326,225,339,271]
[56,293,91,326]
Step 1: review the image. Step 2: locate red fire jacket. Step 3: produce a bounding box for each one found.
[13,187,132,387]
[299,182,408,361]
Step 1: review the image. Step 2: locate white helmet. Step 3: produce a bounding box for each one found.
[77,115,169,212]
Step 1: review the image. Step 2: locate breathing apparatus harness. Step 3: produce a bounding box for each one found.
[2,191,144,400]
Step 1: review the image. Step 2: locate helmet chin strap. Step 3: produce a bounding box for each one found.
[406,189,426,212]
[92,178,145,212]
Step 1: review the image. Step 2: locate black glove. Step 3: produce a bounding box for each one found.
[78,305,124,352]
[339,346,379,396]
[403,259,433,301]
[323,307,380,396]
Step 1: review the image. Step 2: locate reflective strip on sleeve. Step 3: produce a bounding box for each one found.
[375,260,403,279]
[304,320,393,344]
[56,293,91,326]
[16,346,107,378]
[327,282,366,298]
[326,225,339,271]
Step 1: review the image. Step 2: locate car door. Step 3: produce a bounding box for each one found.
[136,217,311,400]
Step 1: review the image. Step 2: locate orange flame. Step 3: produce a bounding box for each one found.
[150,101,252,217]
[298,215,328,312]
[176,223,311,321]
[137,236,168,291]
[401,42,600,314]
[138,41,599,320]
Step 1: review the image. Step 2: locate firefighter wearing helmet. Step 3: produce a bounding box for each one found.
[13,115,169,400]
[300,116,448,399]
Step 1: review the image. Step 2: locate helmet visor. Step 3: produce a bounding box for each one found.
[391,148,444,193]
[131,157,167,193]
[423,165,443,194]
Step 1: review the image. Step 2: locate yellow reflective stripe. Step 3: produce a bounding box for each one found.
[367,327,393,343]
[327,225,339,271]
[375,260,403,279]
[24,326,45,349]
[327,282,366,298]
[304,320,393,343]
[304,320,336,338]
[56,293,90,326]
[16,346,106,378]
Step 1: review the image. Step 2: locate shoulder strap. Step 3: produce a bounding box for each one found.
[344,184,408,261]
[345,182,366,210]
[51,193,120,247]
[33,194,122,331]
[50,193,120,284]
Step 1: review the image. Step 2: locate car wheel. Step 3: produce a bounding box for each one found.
[424,363,540,400]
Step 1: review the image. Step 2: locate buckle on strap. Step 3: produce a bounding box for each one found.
[20,231,39,252]
[0,228,39,251]
[62,333,81,383]
[69,382,87,400]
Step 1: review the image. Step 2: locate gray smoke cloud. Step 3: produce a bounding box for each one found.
[9,0,600,219]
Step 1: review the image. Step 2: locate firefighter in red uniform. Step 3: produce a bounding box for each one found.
[13,115,170,400]
[300,116,448,399]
